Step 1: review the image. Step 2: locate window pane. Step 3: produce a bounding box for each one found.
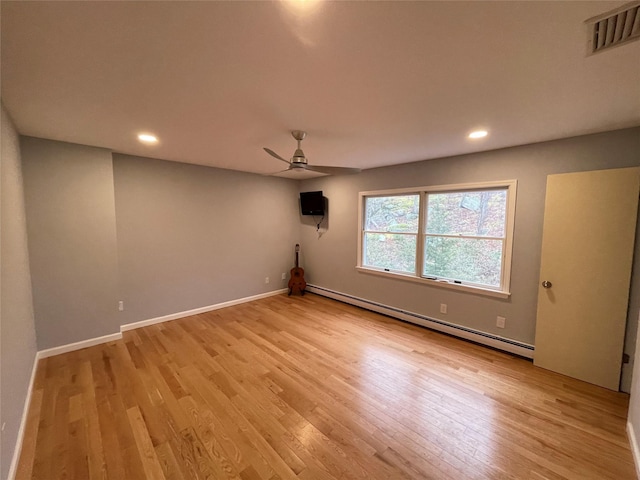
[426,190,506,237]
[365,195,419,233]
[364,233,416,273]
[423,237,503,287]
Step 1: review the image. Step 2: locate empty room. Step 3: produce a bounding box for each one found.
[2,1,640,479]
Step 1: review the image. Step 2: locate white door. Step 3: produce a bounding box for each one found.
[534,167,640,390]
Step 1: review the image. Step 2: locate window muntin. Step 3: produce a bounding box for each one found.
[362,194,419,273]
[358,181,516,296]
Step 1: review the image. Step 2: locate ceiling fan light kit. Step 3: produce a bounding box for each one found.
[264,131,361,176]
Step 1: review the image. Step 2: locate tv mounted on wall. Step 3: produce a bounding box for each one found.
[300,191,324,216]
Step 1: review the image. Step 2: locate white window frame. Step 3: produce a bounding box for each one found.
[356,180,517,299]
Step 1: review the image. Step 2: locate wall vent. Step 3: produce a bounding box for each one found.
[586,1,640,54]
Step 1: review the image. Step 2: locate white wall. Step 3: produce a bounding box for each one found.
[299,127,640,391]
[1,106,37,479]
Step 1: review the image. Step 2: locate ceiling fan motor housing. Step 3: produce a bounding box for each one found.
[292,149,307,165]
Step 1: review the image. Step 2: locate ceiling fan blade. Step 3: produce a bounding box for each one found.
[305,165,361,175]
[261,167,291,177]
[263,148,290,164]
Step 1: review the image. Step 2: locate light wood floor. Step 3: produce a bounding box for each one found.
[16,293,636,479]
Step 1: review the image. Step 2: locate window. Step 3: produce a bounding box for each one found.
[362,194,419,274]
[357,181,517,297]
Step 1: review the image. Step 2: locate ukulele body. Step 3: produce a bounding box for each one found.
[288,244,306,296]
[288,267,306,296]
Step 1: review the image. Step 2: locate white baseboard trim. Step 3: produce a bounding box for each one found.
[7,352,39,480]
[120,288,288,332]
[307,284,534,359]
[628,421,640,480]
[37,332,123,360]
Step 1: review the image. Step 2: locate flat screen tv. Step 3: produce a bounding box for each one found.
[300,191,324,216]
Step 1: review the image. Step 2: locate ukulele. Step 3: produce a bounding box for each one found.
[288,244,307,296]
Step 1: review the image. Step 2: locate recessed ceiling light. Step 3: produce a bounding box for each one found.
[138,133,158,144]
[285,0,322,13]
[468,130,488,139]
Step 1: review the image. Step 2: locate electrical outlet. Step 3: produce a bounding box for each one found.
[118,301,124,311]
[496,316,506,328]
[265,277,270,284]
[281,272,286,280]
[440,303,447,314]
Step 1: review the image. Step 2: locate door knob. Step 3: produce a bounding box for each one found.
[542,280,552,289]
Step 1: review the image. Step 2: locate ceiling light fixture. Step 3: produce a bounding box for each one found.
[138,133,158,144]
[285,0,322,13]
[468,130,488,139]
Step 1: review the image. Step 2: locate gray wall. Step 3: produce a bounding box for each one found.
[299,127,640,391]
[21,137,120,350]
[1,106,37,479]
[19,140,301,349]
[113,154,300,324]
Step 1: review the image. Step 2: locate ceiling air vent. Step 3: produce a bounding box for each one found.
[586,1,640,54]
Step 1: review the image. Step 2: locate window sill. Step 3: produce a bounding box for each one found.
[355,266,511,299]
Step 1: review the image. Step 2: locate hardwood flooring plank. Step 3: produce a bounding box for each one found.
[14,388,43,480]
[177,395,243,480]
[127,405,167,480]
[155,441,186,480]
[77,358,107,480]
[15,293,637,479]
[178,363,282,479]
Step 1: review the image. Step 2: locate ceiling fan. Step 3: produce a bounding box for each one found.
[264,130,361,175]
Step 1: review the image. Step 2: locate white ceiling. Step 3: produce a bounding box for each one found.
[2,1,639,178]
